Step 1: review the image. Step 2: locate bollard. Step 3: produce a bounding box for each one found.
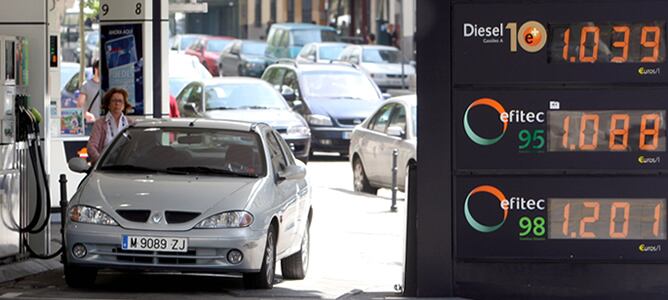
[59,174,67,261]
[401,60,406,90]
[391,149,398,212]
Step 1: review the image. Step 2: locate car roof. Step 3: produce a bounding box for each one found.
[307,42,347,47]
[386,94,417,107]
[132,118,258,132]
[272,23,335,31]
[202,77,268,85]
[359,45,400,51]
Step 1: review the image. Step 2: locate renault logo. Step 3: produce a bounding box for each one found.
[151,213,162,224]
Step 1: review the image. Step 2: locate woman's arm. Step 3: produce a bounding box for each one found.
[87,119,106,163]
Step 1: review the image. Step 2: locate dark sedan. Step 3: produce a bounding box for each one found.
[218,40,268,77]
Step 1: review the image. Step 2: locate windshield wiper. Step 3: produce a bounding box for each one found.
[165,166,258,178]
[238,105,276,110]
[208,106,237,111]
[98,164,161,173]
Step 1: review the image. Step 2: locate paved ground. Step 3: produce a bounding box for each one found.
[0,156,414,299]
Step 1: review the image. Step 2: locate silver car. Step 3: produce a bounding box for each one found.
[350,95,417,194]
[65,119,312,289]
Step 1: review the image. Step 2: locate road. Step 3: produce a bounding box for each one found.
[0,157,408,299]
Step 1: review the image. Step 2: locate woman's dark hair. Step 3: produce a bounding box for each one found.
[101,88,132,114]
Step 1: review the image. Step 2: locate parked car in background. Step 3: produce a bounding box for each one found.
[296,42,348,63]
[218,40,268,77]
[338,45,416,92]
[349,95,417,194]
[74,31,100,66]
[261,61,384,157]
[60,63,93,109]
[65,118,312,289]
[186,36,235,76]
[176,77,311,162]
[170,33,205,52]
[168,51,213,98]
[265,23,337,61]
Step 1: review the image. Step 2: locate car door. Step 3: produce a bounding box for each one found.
[377,104,409,185]
[219,42,233,76]
[266,130,299,255]
[230,41,242,75]
[363,104,395,183]
[275,131,309,242]
[262,66,287,91]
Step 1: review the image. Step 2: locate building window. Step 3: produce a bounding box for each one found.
[271,0,277,21]
[302,0,312,23]
[254,0,261,27]
[288,0,295,22]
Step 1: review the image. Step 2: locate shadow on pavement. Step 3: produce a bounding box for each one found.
[329,188,405,202]
[309,154,349,162]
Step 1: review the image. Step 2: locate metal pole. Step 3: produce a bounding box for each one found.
[78,0,85,85]
[401,59,406,89]
[152,0,163,119]
[390,148,398,212]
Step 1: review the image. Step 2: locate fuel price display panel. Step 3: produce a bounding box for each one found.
[453,2,668,84]
[455,89,668,171]
[456,176,668,260]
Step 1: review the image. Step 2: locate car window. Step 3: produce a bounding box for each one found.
[363,48,402,64]
[279,30,290,48]
[242,42,266,56]
[282,70,301,98]
[301,71,380,100]
[98,127,266,177]
[266,131,288,172]
[177,83,194,102]
[188,84,203,109]
[231,41,241,54]
[389,105,407,134]
[267,28,279,46]
[274,131,296,165]
[338,47,351,61]
[299,44,311,58]
[292,29,336,46]
[319,45,346,60]
[262,67,286,88]
[369,104,395,132]
[207,40,232,52]
[64,72,81,93]
[204,83,289,110]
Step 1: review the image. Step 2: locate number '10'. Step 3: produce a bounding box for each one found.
[562,25,661,63]
[561,113,661,151]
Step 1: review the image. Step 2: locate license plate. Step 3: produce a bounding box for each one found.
[342,131,351,139]
[122,235,188,252]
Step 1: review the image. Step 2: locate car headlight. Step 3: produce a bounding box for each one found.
[195,211,254,229]
[306,114,333,126]
[69,205,118,226]
[287,125,310,136]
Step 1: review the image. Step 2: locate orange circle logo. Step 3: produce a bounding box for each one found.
[518,21,547,53]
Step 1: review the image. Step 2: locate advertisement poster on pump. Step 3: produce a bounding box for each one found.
[100,23,144,115]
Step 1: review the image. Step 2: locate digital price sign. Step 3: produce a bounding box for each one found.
[456,176,668,260]
[455,89,668,171]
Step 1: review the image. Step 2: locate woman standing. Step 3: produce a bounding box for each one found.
[87,88,133,164]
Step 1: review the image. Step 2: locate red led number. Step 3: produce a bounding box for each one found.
[579,26,600,63]
[641,26,661,63]
[640,114,661,151]
[609,114,630,151]
[611,26,630,63]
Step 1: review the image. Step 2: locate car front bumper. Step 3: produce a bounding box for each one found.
[309,127,351,154]
[65,222,267,273]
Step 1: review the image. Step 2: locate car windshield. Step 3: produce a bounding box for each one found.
[180,36,200,51]
[169,78,191,97]
[205,83,288,110]
[301,71,379,100]
[60,66,78,90]
[319,45,346,60]
[98,127,266,177]
[363,48,402,64]
[242,42,267,56]
[292,29,337,47]
[207,40,232,52]
[85,32,99,46]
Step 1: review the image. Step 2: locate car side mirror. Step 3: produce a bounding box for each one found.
[307,54,316,62]
[351,57,359,64]
[68,157,90,173]
[281,86,296,102]
[290,99,304,112]
[278,164,306,181]
[382,93,392,100]
[387,126,405,139]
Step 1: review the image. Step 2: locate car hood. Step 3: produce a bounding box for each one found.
[307,97,380,120]
[362,63,416,75]
[204,109,304,128]
[74,172,264,230]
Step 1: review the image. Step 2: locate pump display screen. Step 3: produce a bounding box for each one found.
[548,22,666,64]
[547,110,666,152]
[548,198,666,240]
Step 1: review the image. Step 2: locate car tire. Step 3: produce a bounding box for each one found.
[281,220,310,280]
[64,264,97,288]
[243,225,276,289]
[353,157,378,195]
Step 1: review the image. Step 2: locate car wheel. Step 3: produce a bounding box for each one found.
[64,264,97,288]
[281,220,310,280]
[243,225,276,289]
[353,157,378,194]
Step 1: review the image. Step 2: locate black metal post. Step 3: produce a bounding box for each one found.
[403,161,417,296]
[59,174,67,261]
[391,149,398,212]
[152,0,162,119]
